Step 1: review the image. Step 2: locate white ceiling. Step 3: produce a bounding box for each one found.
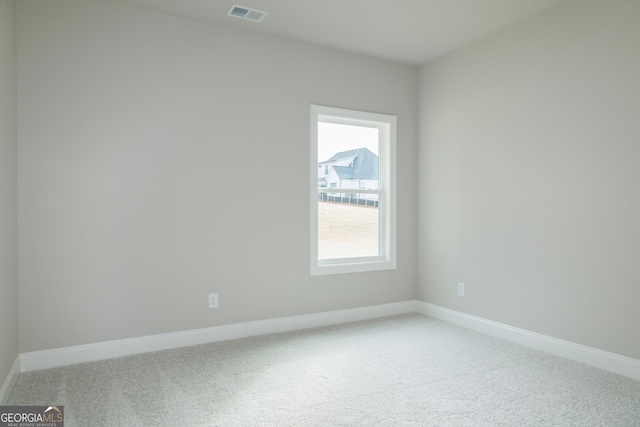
[108,0,569,65]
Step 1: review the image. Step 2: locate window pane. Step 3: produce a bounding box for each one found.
[317,121,380,260]
[317,193,380,259]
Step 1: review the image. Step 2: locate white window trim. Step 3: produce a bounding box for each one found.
[310,104,397,276]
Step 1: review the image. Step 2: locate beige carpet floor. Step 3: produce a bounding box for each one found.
[8,313,640,426]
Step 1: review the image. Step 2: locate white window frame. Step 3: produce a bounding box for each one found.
[310,104,397,276]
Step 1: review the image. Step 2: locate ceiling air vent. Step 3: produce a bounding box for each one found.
[226,5,268,23]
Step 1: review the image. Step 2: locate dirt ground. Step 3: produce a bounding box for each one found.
[317,202,379,259]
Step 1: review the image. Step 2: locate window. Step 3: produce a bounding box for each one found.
[310,105,396,275]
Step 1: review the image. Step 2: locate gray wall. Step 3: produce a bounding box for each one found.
[0,0,18,388]
[17,0,418,352]
[11,0,640,366]
[0,0,18,387]
[418,0,640,359]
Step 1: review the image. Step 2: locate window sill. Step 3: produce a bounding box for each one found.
[311,258,396,276]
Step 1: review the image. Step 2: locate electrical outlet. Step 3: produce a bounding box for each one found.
[457,283,465,297]
[208,293,219,308]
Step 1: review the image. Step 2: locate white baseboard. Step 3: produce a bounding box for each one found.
[20,300,417,372]
[16,300,640,383]
[0,357,20,404]
[417,301,640,382]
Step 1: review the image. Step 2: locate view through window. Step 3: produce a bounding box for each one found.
[317,122,380,259]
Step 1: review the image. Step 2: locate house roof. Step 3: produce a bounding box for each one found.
[328,148,378,180]
[325,148,361,162]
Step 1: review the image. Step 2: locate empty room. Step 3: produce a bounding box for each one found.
[1,0,639,425]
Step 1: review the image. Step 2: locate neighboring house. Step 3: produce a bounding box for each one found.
[318,148,379,200]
